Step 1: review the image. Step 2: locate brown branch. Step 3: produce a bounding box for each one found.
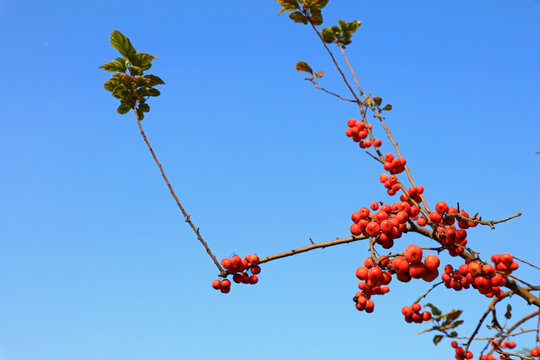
[464,295,505,353]
[133,106,224,273]
[257,234,369,265]
[445,212,522,230]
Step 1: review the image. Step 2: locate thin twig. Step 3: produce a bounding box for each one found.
[310,81,358,103]
[445,212,522,230]
[413,281,444,304]
[337,43,431,213]
[514,256,540,271]
[464,296,505,353]
[133,106,224,273]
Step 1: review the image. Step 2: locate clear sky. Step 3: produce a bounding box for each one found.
[1,1,539,359]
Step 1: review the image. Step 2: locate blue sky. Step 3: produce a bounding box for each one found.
[0,1,539,359]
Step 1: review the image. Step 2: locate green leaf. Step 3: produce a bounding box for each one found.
[277,0,299,14]
[382,104,393,111]
[139,103,150,113]
[100,61,125,72]
[132,52,156,70]
[127,65,143,76]
[449,331,458,337]
[433,335,443,345]
[117,103,131,114]
[145,75,165,86]
[347,20,362,33]
[103,78,120,92]
[309,9,323,25]
[321,28,335,43]
[310,0,329,10]
[425,303,442,316]
[110,30,136,61]
[504,304,512,320]
[442,310,463,326]
[296,61,313,74]
[289,11,308,24]
[446,320,464,329]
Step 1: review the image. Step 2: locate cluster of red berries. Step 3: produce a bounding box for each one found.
[345,119,382,149]
[530,346,540,357]
[423,201,477,256]
[354,256,392,313]
[491,253,519,275]
[382,152,406,175]
[391,246,440,283]
[479,340,518,360]
[212,254,261,293]
[442,259,507,298]
[451,341,473,360]
[401,303,432,323]
[378,173,401,196]
[350,201,421,248]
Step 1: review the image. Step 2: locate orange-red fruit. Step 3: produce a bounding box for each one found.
[356,266,369,280]
[251,265,261,275]
[422,311,431,321]
[424,254,440,271]
[404,244,423,264]
[402,306,412,317]
[212,279,222,289]
[429,211,442,223]
[435,201,449,215]
[408,263,425,279]
[417,217,427,226]
[221,258,232,269]
[411,303,421,312]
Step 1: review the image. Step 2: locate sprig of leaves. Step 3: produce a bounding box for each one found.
[100,30,165,120]
[276,0,329,26]
[419,304,464,345]
[321,19,362,48]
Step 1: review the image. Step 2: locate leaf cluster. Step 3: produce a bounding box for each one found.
[295,61,324,81]
[321,19,361,48]
[100,30,165,120]
[363,96,392,112]
[421,304,464,345]
[276,0,329,26]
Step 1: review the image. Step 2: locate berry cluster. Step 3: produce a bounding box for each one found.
[451,341,474,360]
[345,119,382,149]
[391,246,440,283]
[442,256,511,298]
[350,201,421,248]
[531,346,540,357]
[401,303,432,323]
[211,254,261,293]
[354,256,392,312]
[491,253,519,275]
[382,152,406,175]
[378,173,402,196]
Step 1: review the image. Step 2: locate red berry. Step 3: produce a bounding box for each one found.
[424,254,440,271]
[370,202,380,211]
[251,265,261,275]
[404,244,423,264]
[435,201,449,215]
[212,279,222,289]
[221,258,232,269]
[411,303,421,312]
[374,139,382,147]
